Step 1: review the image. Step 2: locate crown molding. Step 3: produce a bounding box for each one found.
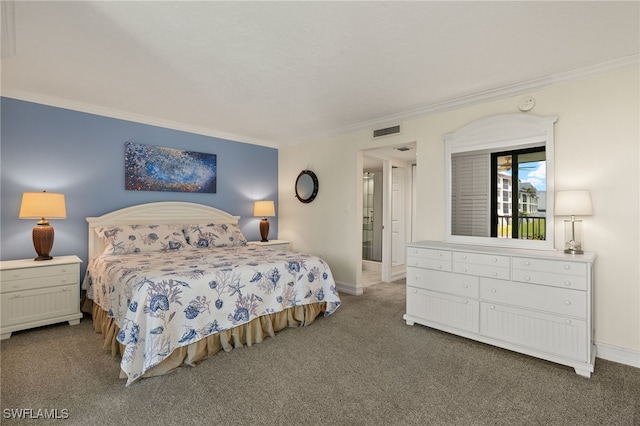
[306,55,640,143]
[2,55,638,148]
[0,90,280,149]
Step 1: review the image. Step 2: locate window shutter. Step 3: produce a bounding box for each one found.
[451,153,490,237]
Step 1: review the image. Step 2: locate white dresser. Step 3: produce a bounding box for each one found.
[0,255,83,339]
[404,241,596,377]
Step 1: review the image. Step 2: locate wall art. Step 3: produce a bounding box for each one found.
[125,142,217,193]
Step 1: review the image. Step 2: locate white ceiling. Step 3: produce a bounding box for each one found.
[2,1,639,150]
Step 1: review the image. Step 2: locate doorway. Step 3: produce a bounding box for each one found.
[360,142,416,287]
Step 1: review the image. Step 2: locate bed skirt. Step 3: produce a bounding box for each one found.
[88,301,327,380]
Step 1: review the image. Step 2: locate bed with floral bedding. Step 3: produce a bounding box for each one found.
[82,202,341,386]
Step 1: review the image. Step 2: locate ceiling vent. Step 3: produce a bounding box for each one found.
[373,125,400,138]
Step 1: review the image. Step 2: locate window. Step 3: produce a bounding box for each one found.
[445,113,557,251]
[491,147,546,240]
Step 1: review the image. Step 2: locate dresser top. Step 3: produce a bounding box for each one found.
[408,240,596,263]
[0,255,82,271]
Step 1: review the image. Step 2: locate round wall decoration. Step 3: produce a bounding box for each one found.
[295,170,319,203]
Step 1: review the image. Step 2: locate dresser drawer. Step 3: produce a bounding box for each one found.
[1,263,79,283]
[480,302,588,362]
[453,251,510,268]
[512,269,587,291]
[407,247,452,262]
[453,262,510,280]
[480,278,587,318]
[406,256,452,272]
[406,287,479,334]
[407,267,478,298]
[512,257,587,276]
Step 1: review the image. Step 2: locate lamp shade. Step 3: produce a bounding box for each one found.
[555,190,592,216]
[254,200,275,217]
[19,192,67,219]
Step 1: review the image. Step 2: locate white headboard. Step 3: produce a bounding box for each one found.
[86,201,241,259]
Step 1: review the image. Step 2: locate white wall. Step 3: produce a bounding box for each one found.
[279,67,640,357]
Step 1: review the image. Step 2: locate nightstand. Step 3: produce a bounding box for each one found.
[0,255,83,339]
[247,240,291,251]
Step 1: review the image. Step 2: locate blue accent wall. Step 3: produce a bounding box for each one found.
[0,97,278,272]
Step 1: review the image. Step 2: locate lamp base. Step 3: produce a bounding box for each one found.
[32,221,54,261]
[34,255,54,261]
[259,218,270,242]
[563,248,584,255]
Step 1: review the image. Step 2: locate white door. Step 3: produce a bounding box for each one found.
[391,167,405,265]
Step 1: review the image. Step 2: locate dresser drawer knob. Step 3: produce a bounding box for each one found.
[492,258,497,263]
[463,284,468,289]
[413,289,418,294]
[463,300,468,304]
[491,288,497,293]
[462,268,467,273]
[524,276,531,281]
[437,252,442,257]
[564,300,571,306]
[524,261,531,266]
[462,255,467,260]
[437,264,443,269]
[490,305,495,310]
[12,284,19,289]
[492,272,498,277]
[564,281,572,287]
[565,319,572,325]
[564,265,571,270]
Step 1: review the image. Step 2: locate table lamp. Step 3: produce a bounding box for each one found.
[19,191,67,260]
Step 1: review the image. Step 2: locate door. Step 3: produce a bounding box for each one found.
[391,167,405,265]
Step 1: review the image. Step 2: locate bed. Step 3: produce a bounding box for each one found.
[82,201,341,385]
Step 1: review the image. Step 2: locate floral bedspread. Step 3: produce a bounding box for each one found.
[82,245,341,385]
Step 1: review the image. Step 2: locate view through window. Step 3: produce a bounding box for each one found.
[491,147,546,240]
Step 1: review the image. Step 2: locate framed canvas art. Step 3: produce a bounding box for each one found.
[125,142,217,193]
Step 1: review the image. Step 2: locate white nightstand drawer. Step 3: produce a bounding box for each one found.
[1,263,79,283]
[1,284,80,327]
[1,273,79,293]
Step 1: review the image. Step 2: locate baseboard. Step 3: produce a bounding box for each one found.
[335,281,362,296]
[595,341,640,369]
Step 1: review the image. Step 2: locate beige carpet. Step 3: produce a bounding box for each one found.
[1,281,638,425]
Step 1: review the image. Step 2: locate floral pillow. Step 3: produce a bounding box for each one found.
[96,224,188,255]
[183,223,247,248]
